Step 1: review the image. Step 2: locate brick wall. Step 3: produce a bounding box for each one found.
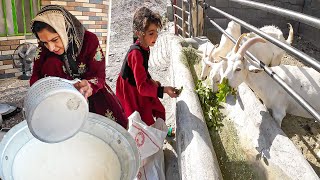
[0,0,110,79]
[0,36,38,79]
[203,0,320,48]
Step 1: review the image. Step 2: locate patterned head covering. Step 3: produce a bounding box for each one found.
[31,5,85,78]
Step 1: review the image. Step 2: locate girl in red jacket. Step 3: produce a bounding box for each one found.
[116,7,178,127]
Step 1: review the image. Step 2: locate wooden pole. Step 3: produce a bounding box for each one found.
[182,0,186,37]
[188,0,193,37]
[173,0,177,35]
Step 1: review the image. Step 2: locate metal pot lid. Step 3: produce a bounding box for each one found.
[0,104,17,115]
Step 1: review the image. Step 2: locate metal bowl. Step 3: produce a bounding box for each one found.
[0,113,140,180]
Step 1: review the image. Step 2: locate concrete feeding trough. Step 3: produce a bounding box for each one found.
[163,33,318,179]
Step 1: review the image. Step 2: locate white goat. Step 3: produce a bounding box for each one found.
[197,41,215,60]
[202,59,227,92]
[242,23,294,67]
[200,21,241,80]
[203,24,294,92]
[222,37,320,126]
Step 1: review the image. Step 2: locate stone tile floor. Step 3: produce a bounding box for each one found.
[0,77,29,129]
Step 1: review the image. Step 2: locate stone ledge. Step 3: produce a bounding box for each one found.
[169,34,223,180]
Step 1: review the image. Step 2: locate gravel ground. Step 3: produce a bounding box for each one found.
[280,35,320,176]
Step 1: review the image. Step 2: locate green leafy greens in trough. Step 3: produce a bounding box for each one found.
[181,44,236,131]
[181,46,201,67]
[195,80,224,131]
[176,86,183,95]
[195,78,237,131]
[216,78,237,103]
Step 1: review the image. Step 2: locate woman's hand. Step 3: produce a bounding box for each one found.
[74,79,93,99]
[164,86,179,98]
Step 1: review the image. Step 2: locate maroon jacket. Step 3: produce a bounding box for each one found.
[116,41,165,126]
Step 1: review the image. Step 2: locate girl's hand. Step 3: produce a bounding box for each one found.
[74,79,93,99]
[164,86,179,98]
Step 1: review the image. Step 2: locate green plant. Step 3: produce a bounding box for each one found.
[176,86,183,95]
[181,46,201,67]
[216,78,237,103]
[195,80,224,131]
[180,40,190,48]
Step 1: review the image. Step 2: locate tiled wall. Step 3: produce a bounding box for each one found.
[0,36,38,79]
[299,0,320,49]
[0,0,110,79]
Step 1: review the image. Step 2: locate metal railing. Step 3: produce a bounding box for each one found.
[210,2,320,73]
[172,0,320,122]
[0,0,41,36]
[214,0,320,122]
[230,0,320,29]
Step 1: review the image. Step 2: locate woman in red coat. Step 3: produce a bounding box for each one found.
[116,7,179,126]
[30,5,128,128]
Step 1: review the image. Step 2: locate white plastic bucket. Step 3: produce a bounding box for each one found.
[24,76,88,143]
[0,113,140,180]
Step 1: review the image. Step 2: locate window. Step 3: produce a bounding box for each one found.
[0,0,40,36]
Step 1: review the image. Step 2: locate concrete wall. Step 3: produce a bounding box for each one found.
[300,0,320,48]
[0,0,110,79]
[203,0,320,47]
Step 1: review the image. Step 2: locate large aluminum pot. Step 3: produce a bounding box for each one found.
[0,112,140,180]
[0,115,4,141]
[24,76,88,143]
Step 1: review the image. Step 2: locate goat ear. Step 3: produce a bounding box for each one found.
[248,64,262,73]
[220,56,228,61]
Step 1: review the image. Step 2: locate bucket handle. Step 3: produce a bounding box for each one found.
[0,128,9,142]
[59,78,81,84]
[59,78,88,98]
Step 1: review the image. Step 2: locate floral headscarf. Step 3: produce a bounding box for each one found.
[31,5,85,78]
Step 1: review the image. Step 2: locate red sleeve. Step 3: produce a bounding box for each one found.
[81,32,106,95]
[30,46,46,86]
[127,49,158,97]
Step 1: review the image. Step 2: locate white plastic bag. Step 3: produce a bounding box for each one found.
[128,111,167,180]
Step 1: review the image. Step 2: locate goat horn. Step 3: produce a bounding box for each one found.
[286,23,294,44]
[238,37,266,57]
[234,33,248,53]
